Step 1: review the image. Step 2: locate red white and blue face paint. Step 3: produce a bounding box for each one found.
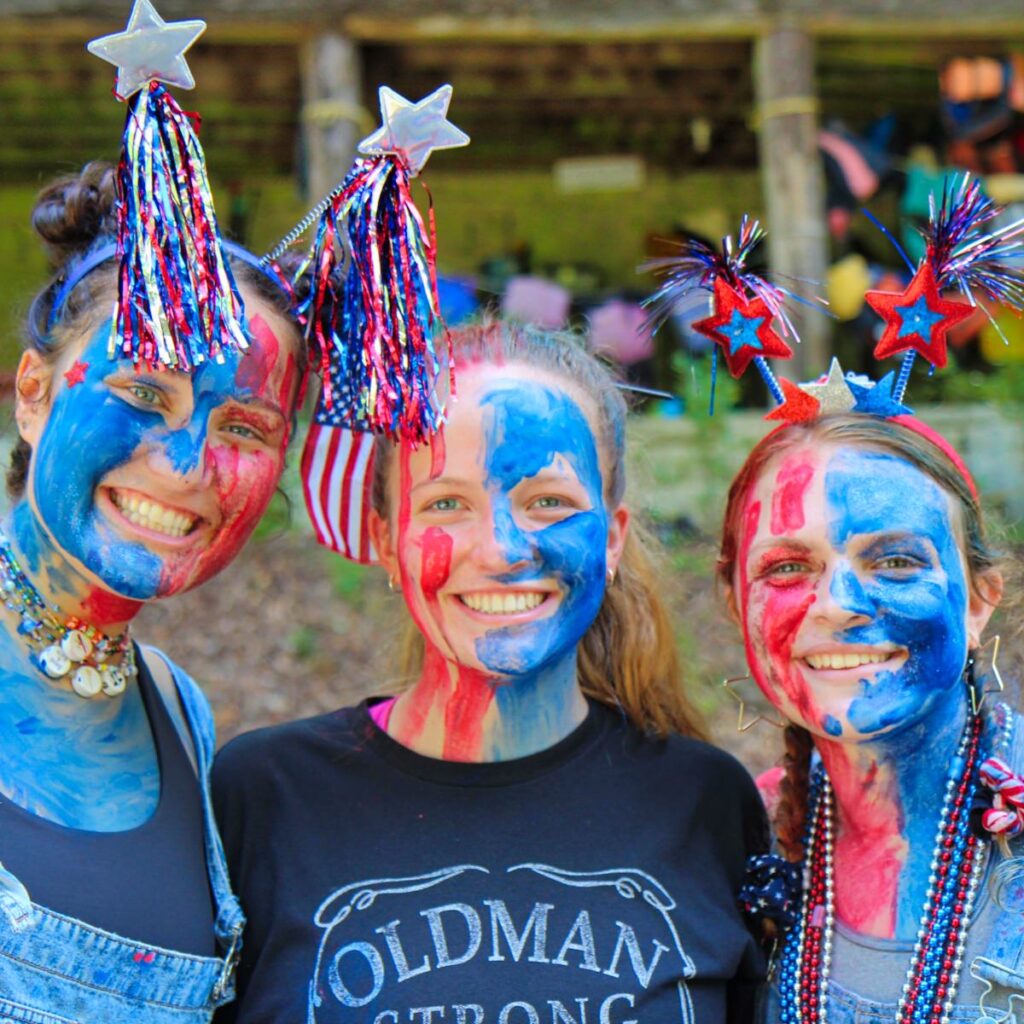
[25,304,298,603]
[738,443,970,742]
[387,364,610,760]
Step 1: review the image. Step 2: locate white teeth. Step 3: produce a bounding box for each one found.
[805,651,894,670]
[110,491,196,538]
[460,592,546,614]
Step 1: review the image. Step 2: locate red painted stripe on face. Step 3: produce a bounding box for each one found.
[442,666,495,761]
[770,454,815,535]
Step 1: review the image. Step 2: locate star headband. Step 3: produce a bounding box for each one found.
[87,0,251,372]
[270,84,469,446]
[646,177,1024,497]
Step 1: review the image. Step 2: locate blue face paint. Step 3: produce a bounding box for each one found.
[28,318,281,601]
[823,450,968,736]
[472,382,608,679]
[823,714,843,737]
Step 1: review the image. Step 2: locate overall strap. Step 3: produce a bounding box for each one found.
[140,646,246,979]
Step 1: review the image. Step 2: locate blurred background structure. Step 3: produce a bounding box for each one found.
[1,0,1022,766]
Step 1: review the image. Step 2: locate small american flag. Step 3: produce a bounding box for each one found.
[301,393,378,565]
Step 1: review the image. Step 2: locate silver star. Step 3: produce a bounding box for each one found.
[358,85,470,177]
[800,357,856,414]
[87,0,206,100]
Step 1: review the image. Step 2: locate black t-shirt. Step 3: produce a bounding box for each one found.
[213,699,767,1024]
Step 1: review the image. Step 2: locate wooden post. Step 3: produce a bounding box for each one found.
[300,32,365,204]
[754,25,829,380]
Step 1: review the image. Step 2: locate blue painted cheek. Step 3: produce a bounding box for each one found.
[472,380,609,676]
[492,497,540,568]
[475,507,608,676]
[824,450,969,735]
[31,326,163,599]
[829,563,875,618]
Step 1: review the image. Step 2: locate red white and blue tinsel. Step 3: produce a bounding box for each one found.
[866,174,1024,401]
[111,82,249,370]
[292,154,448,445]
[644,217,814,413]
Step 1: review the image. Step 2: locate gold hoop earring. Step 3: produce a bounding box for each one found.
[966,634,1004,715]
[606,567,615,585]
[722,674,788,732]
[387,576,398,592]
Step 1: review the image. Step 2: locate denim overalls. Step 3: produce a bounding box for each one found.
[764,712,1024,1024]
[0,649,244,1024]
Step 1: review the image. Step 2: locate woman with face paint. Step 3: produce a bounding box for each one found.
[0,163,305,1021]
[718,414,1023,1022]
[213,321,769,1024]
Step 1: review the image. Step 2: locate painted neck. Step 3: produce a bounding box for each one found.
[387,643,589,763]
[817,684,969,940]
[7,501,143,636]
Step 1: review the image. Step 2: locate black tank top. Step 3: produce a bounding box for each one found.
[0,653,215,955]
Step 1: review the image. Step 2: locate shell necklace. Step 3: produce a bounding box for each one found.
[0,525,136,699]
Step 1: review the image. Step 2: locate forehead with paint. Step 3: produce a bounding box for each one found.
[22,291,301,603]
[387,361,617,679]
[736,439,972,740]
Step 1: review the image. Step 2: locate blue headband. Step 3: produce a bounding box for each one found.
[37,238,292,341]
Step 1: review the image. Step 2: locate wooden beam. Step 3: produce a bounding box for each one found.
[755,25,830,380]
[300,32,367,205]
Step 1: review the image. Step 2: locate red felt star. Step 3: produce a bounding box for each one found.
[692,278,793,379]
[865,263,973,369]
[63,360,89,388]
[765,376,821,424]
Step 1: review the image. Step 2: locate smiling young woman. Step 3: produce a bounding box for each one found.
[0,162,306,1022]
[717,414,1024,1023]
[212,321,769,1024]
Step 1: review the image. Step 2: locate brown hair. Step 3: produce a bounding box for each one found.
[12,160,310,500]
[372,320,708,741]
[716,414,1003,859]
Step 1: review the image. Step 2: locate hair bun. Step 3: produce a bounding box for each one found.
[32,161,117,270]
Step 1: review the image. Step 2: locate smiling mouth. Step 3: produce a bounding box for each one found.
[458,591,549,615]
[108,488,199,539]
[802,649,904,671]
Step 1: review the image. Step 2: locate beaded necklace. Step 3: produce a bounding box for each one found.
[778,702,1013,1024]
[0,525,136,699]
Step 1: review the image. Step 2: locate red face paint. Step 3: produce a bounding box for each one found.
[80,586,144,629]
[738,490,820,724]
[770,453,815,535]
[235,314,279,397]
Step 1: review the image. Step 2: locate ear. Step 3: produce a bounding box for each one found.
[368,508,400,587]
[14,349,54,449]
[966,568,1003,649]
[605,503,630,577]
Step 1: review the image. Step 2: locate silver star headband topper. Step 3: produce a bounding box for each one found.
[358,84,470,177]
[87,0,206,100]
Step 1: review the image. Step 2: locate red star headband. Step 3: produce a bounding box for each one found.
[646,177,1024,500]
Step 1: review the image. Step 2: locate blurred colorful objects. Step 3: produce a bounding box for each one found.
[588,299,653,366]
[501,275,571,329]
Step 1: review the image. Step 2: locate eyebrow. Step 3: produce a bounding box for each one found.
[230,395,288,421]
[409,475,477,494]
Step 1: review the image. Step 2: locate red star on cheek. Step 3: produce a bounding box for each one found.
[692,278,794,378]
[63,360,89,388]
[865,263,973,369]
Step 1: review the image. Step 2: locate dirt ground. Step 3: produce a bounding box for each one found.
[137,527,1023,781]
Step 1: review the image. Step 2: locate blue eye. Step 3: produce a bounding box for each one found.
[430,497,461,512]
[531,496,564,510]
